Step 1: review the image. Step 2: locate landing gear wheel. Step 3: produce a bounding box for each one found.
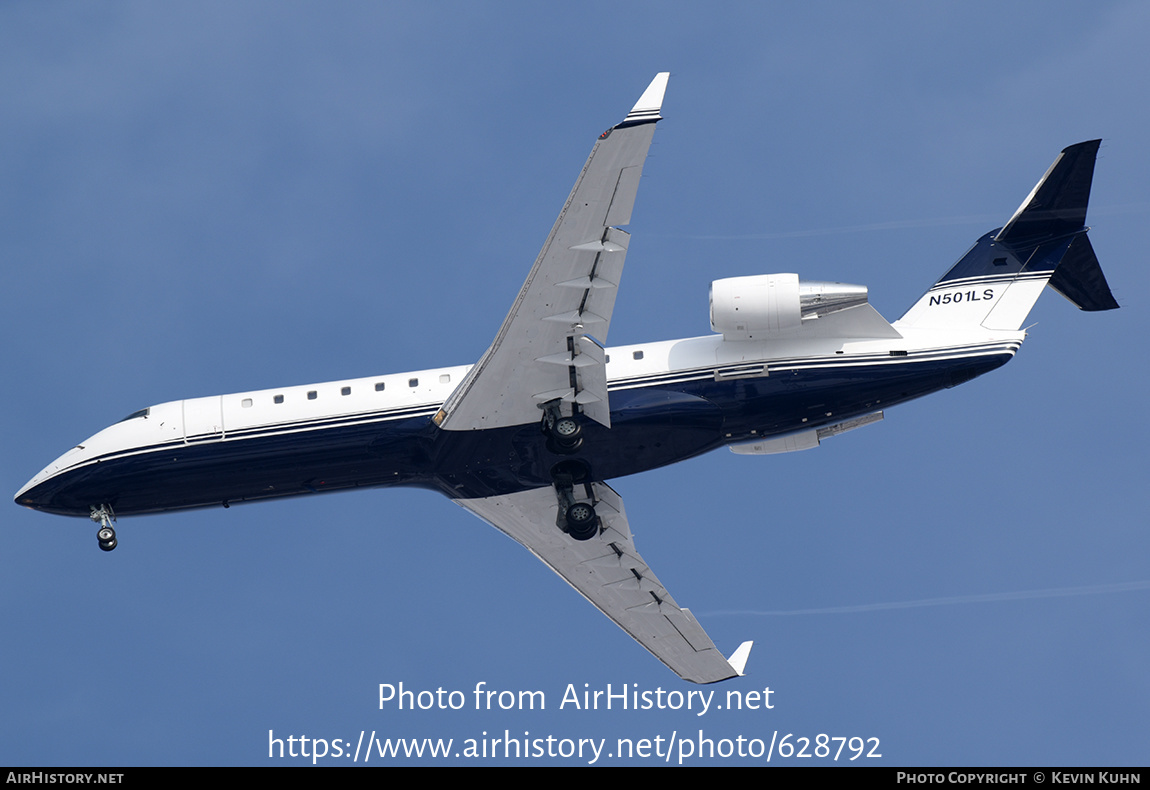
[565,502,598,541]
[97,526,117,552]
[540,402,585,454]
[554,418,579,438]
[548,416,583,453]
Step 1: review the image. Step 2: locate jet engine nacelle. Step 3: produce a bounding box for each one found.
[710,273,870,340]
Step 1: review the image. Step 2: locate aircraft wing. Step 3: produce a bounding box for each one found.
[435,73,670,432]
[454,483,751,684]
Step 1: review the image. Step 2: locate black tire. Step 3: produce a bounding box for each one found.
[550,417,583,453]
[99,537,117,552]
[97,527,115,543]
[565,502,598,541]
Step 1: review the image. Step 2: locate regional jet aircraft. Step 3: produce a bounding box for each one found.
[15,74,1118,684]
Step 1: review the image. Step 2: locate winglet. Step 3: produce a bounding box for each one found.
[621,72,670,126]
[727,640,754,676]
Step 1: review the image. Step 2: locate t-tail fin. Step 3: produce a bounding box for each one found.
[896,140,1117,332]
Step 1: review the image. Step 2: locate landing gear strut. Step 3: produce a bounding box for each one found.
[90,505,117,552]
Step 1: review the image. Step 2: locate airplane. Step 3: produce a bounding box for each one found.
[15,73,1118,684]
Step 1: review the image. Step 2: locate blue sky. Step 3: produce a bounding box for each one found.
[2,1,1148,766]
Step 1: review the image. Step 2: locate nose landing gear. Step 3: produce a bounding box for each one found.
[90,505,117,552]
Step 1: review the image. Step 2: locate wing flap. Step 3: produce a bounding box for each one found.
[454,483,744,684]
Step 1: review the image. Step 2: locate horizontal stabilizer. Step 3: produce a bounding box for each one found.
[1048,235,1119,311]
[996,140,1100,243]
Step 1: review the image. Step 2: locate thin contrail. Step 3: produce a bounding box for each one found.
[706,580,1150,617]
[659,202,1150,242]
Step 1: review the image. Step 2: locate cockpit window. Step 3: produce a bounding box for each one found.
[117,408,150,423]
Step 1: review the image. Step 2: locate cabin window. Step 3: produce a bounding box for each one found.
[605,355,611,364]
[408,378,418,388]
[241,398,253,408]
[439,374,451,384]
[117,408,150,423]
[633,350,644,360]
[341,386,351,396]
[274,394,284,404]
[307,390,317,400]
[374,382,385,392]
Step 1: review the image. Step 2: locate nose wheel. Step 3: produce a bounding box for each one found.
[90,505,118,552]
[97,526,117,551]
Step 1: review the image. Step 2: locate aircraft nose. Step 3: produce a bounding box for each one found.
[13,445,91,516]
[15,471,54,510]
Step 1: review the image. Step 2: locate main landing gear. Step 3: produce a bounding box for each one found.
[552,460,599,542]
[540,401,583,454]
[90,504,117,552]
[541,402,597,540]
[563,500,598,541]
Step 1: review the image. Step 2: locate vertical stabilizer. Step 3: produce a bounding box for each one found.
[996,140,1100,243]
